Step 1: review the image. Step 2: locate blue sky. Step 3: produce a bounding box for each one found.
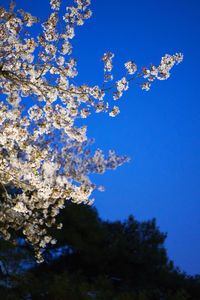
[6,0,200,275]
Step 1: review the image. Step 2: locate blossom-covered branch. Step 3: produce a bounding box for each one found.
[0,0,183,262]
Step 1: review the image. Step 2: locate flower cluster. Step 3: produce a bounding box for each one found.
[109,106,120,117]
[125,61,137,75]
[142,53,183,89]
[0,0,183,262]
[101,52,114,82]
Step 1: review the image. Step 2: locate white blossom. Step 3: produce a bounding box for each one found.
[0,0,183,263]
[109,106,120,117]
[116,77,129,93]
[125,61,137,75]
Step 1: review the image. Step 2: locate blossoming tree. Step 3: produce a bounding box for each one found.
[0,0,183,262]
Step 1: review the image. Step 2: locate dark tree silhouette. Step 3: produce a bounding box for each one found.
[0,191,200,299]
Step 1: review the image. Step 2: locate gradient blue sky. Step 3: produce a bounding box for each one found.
[5,0,200,275]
